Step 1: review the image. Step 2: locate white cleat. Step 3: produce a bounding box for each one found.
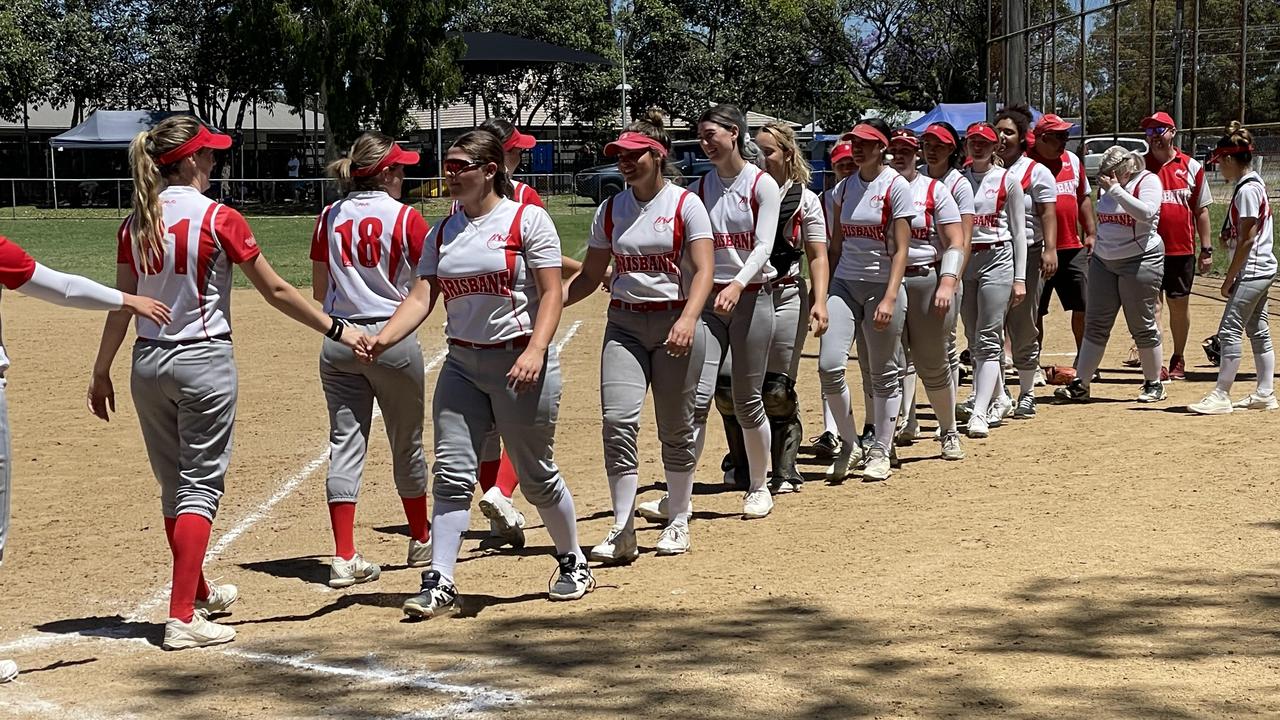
[940,432,965,461]
[1189,389,1234,415]
[1136,381,1167,403]
[407,537,432,568]
[1033,367,1047,387]
[742,489,774,519]
[1233,391,1279,411]
[329,554,381,588]
[967,413,990,439]
[862,447,892,481]
[478,486,526,549]
[829,440,862,482]
[163,614,236,651]
[0,659,16,683]
[655,523,691,555]
[636,494,691,523]
[194,582,239,616]
[589,524,639,565]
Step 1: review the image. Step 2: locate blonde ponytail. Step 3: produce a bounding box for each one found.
[760,122,811,186]
[329,132,395,193]
[128,129,165,268]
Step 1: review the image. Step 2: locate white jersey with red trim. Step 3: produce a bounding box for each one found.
[451,180,543,215]
[906,173,961,266]
[1095,170,1163,260]
[310,191,428,319]
[588,181,712,304]
[965,167,1024,246]
[832,166,915,283]
[1007,154,1057,247]
[1225,171,1276,281]
[689,165,781,286]
[778,182,827,252]
[419,198,562,344]
[117,186,261,341]
[939,168,976,217]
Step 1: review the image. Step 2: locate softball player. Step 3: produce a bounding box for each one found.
[1140,112,1214,381]
[1032,114,1096,363]
[922,122,975,395]
[959,121,1028,438]
[819,118,914,482]
[995,105,1058,420]
[886,129,967,461]
[0,235,169,681]
[365,130,593,619]
[755,122,830,492]
[311,132,431,588]
[683,104,781,519]
[565,113,715,561]
[1190,123,1276,415]
[812,142,854,460]
[1053,147,1166,404]
[87,116,361,650]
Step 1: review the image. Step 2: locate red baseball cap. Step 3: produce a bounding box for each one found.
[1036,114,1072,133]
[604,131,668,158]
[155,124,233,165]
[1140,112,1176,130]
[965,122,998,143]
[503,128,537,151]
[888,128,918,150]
[841,123,889,147]
[829,143,853,164]
[1209,143,1254,164]
[922,124,956,147]
[351,142,421,177]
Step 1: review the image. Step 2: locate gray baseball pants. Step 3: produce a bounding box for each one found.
[1218,275,1274,360]
[693,289,775,430]
[1007,243,1044,373]
[960,243,1015,365]
[820,277,905,400]
[901,268,959,433]
[768,279,810,378]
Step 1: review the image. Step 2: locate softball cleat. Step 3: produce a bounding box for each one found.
[1136,381,1167,403]
[589,524,638,565]
[194,582,239,616]
[862,447,892,482]
[655,523,691,556]
[407,537,432,568]
[163,614,236,651]
[549,554,595,601]
[742,489,774,519]
[1189,389,1233,415]
[1233,391,1279,411]
[403,570,458,619]
[0,659,16,683]
[478,487,526,549]
[329,554,381,588]
[940,432,965,461]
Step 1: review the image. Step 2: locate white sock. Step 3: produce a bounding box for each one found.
[1257,351,1275,394]
[1018,367,1036,396]
[536,490,586,564]
[692,422,707,462]
[742,423,771,492]
[924,382,957,434]
[606,472,638,529]
[1138,345,1163,384]
[429,499,470,585]
[872,392,902,452]
[825,386,858,445]
[1074,340,1106,389]
[901,370,918,430]
[951,364,960,391]
[1216,355,1243,394]
[664,468,695,526]
[822,394,837,435]
[972,359,1001,413]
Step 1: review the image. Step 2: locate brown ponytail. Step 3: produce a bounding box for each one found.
[1216,121,1254,164]
[127,115,202,269]
[327,132,395,193]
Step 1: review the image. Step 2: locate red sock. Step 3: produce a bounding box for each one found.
[400,495,430,542]
[478,459,501,492]
[164,516,209,602]
[328,502,357,560]
[168,514,213,623]
[495,450,520,498]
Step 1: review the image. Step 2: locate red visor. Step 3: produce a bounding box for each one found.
[351,143,421,177]
[604,132,668,158]
[888,129,918,150]
[1036,114,1072,134]
[922,124,956,147]
[155,124,233,166]
[504,129,537,151]
[830,143,853,163]
[966,123,998,143]
[841,124,889,147]
[1140,111,1176,130]
[1209,144,1254,164]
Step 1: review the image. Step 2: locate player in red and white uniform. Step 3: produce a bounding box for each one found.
[754,121,829,493]
[310,132,432,588]
[812,141,855,461]
[683,104,781,520]
[921,122,975,396]
[818,119,915,482]
[886,128,967,462]
[1139,111,1214,381]
[1032,114,1096,366]
[87,116,361,650]
[958,121,1028,439]
[0,236,168,682]
[565,112,715,561]
[1190,123,1276,415]
[995,104,1057,420]
[366,130,593,618]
